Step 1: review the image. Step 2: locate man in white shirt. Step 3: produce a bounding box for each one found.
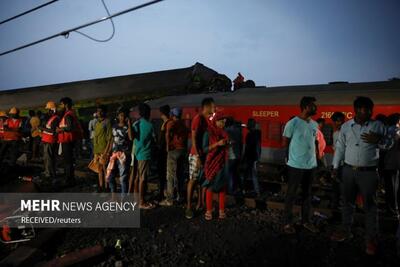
[331,97,385,256]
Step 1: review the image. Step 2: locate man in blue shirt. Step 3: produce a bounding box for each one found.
[282,96,319,234]
[132,103,156,209]
[331,97,385,256]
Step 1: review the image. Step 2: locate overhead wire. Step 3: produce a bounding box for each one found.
[0,0,165,57]
[74,0,115,43]
[0,0,60,26]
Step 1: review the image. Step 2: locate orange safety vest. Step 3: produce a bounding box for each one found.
[58,110,83,143]
[41,115,59,144]
[3,118,22,141]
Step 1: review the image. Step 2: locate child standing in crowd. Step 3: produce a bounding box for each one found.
[203,112,229,220]
[133,103,156,209]
[105,107,132,196]
[282,96,319,234]
[93,105,112,193]
[186,98,215,219]
[160,107,188,206]
[243,118,261,197]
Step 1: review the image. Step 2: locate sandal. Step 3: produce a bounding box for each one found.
[205,211,212,221]
[219,210,226,220]
[185,208,194,219]
[283,224,296,234]
[139,202,155,210]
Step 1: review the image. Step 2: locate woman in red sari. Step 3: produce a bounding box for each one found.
[203,112,229,220]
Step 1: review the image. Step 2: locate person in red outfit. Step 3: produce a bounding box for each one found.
[203,112,229,220]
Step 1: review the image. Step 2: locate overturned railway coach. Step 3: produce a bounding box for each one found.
[144,80,400,165]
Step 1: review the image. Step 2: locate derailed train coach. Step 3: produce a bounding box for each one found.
[142,80,400,165]
[0,62,231,121]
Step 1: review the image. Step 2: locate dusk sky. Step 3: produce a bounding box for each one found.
[0,0,399,91]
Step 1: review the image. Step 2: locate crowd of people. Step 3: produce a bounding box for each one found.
[0,95,399,255]
[282,96,400,255]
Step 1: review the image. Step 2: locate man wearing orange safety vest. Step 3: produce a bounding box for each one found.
[0,107,23,167]
[41,101,60,184]
[57,97,82,187]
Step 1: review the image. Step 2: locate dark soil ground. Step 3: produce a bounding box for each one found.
[48,204,399,267]
[1,161,400,266]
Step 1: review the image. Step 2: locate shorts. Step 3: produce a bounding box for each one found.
[137,160,150,181]
[188,154,201,181]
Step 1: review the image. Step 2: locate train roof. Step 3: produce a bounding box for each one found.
[0,62,221,110]
[145,80,400,108]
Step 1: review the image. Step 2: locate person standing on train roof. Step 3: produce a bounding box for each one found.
[57,97,82,187]
[93,105,112,193]
[282,96,319,234]
[157,105,172,202]
[132,103,156,209]
[40,101,60,186]
[243,118,261,197]
[160,107,189,206]
[0,107,23,168]
[330,96,386,256]
[185,97,215,219]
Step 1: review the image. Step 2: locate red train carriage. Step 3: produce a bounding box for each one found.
[143,80,400,164]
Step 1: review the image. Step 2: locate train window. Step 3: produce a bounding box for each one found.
[259,121,282,142]
[321,124,334,146]
[268,121,282,141]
